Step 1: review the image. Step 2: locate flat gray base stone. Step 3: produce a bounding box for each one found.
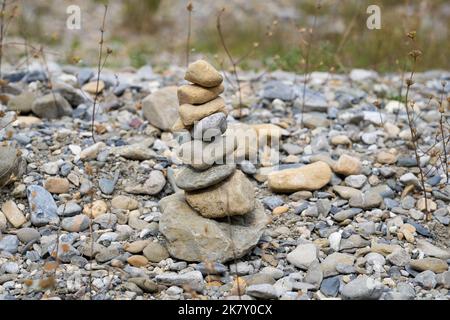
[159,193,268,263]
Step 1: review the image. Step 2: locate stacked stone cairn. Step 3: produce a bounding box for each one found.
[159,60,268,263]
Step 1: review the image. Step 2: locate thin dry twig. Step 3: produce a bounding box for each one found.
[216,8,259,117]
[300,0,321,128]
[216,8,242,111]
[403,33,429,218]
[38,45,61,122]
[438,85,449,183]
[185,1,193,68]
[0,0,18,79]
[91,4,111,143]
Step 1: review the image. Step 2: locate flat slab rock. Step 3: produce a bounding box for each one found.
[159,193,268,263]
[175,164,236,191]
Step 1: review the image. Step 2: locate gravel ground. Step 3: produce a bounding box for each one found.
[0,62,449,300]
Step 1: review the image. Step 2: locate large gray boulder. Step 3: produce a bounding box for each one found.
[31,93,72,119]
[159,193,268,263]
[142,86,179,131]
[0,145,25,188]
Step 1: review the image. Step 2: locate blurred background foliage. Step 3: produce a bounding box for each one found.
[3,0,450,73]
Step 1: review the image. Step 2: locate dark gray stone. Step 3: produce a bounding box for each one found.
[415,270,437,289]
[59,163,73,176]
[333,208,362,222]
[320,276,340,297]
[341,275,383,300]
[262,81,296,101]
[195,262,228,275]
[397,157,418,167]
[175,164,236,191]
[262,196,284,210]
[239,161,256,175]
[192,112,227,142]
[57,202,82,217]
[99,178,116,195]
[294,86,328,112]
[77,68,94,85]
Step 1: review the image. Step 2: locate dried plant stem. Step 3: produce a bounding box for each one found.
[438,88,449,184]
[0,0,17,79]
[300,1,321,128]
[39,46,60,118]
[39,49,63,293]
[185,2,193,68]
[395,61,407,123]
[50,204,65,296]
[91,5,109,143]
[216,9,242,114]
[24,37,29,71]
[404,67,429,218]
[331,1,360,73]
[0,0,7,79]
[88,217,94,299]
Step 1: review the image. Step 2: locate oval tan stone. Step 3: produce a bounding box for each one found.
[44,177,70,194]
[111,195,139,210]
[82,80,105,94]
[185,170,255,218]
[90,200,108,218]
[1,200,27,228]
[331,135,352,146]
[409,258,448,273]
[268,161,332,193]
[179,97,227,126]
[251,123,285,147]
[185,60,223,87]
[177,83,224,105]
[333,185,362,200]
[124,240,151,253]
[376,150,397,164]
[127,255,149,267]
[333,154,362,176]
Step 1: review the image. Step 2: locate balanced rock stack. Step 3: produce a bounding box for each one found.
[159,60,268,263]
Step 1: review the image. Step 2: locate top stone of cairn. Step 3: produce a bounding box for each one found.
[185,60,223,88]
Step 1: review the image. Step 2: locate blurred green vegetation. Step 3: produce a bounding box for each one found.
[121,0,162,33]
[5,0,450,72]
[190,0,450,73]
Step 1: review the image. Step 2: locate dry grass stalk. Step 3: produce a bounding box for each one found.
[185,1,193,68]
[0,0,17,79]
[216,7,259,117]
[300,0,321,128]
[438,83,449,184]
[403,31,430,219]
[91,4,112,143]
